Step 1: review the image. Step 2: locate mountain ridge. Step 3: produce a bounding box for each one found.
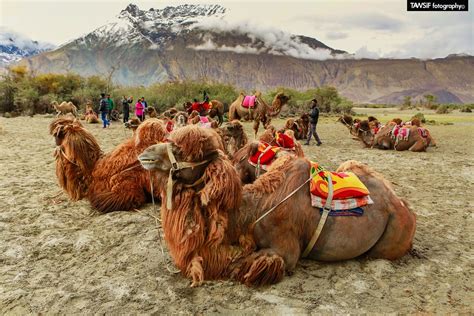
[18,3,474,103]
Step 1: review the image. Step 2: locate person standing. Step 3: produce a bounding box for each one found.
[122,96,133,123]
[99,93,110,128]
[140,97,148,119]
[106,94,115,121]
[305,99,322,146]
[135,99,145,121]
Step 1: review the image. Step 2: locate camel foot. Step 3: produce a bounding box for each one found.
[187,256,204,287]
[234,250,285,287]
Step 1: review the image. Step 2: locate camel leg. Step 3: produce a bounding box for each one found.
[234,249,285,287]
[218,114,223,126]
[409,139,427,152]
[253,119,260,139]
[366,199,416,260]
[186,256,204,287]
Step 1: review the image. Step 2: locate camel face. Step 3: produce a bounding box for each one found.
[138,143,171,171]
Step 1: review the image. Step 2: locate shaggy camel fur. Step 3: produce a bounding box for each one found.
[138,126,416,287]
[285,113,309,140]
[229,92,290,138]
[51,101,78,117]
[50,117,167,212]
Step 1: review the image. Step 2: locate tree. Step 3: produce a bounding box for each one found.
[403,96,412,108]
[424,94,437,108]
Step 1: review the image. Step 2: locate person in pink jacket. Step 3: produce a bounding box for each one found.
[135,100,145,121]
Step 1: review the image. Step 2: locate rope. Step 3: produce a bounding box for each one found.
[302,173,334,258]
[255,176,312,224]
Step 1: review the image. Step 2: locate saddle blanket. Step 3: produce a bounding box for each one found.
[418,127,429,138]
[166,120,174,133]
[275,132,295,149]
[242,95,256,108]
[248,142,280,169]
[312,195,373,211]
[318,206,364,217]
[391,125,410,140]
[310,162,370,199]
[310,161,372,210]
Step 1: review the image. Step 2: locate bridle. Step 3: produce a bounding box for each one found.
[165,142,213,210]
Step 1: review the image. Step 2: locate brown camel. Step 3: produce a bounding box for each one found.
[284,113,309,140]
[232,128,305,184]
[228,92,290,138]
[51,101,78,117]
[219,120,248,158]
[373,122,433,151]
[138,125,416,287]
[84,105,99,124]
[50,117,167,212]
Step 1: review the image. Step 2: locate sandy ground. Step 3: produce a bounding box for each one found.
[0,114,473,314]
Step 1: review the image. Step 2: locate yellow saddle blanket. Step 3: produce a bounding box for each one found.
[310,162,370,200]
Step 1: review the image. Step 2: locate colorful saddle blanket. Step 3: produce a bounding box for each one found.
[166,120,174,133]
[248,142,280,170]
[391,125,410,140]
[310,162,372,210]
[198,116,212,128]
[318,207,364,217]
[418,127,429,138]
[242,95,256,108]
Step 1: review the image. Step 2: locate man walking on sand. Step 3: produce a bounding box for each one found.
[99,93,110,128]
[305,99,322,146]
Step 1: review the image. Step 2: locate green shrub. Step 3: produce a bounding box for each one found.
[436,105,451,114]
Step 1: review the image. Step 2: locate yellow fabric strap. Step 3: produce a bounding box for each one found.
[302,172,333,258]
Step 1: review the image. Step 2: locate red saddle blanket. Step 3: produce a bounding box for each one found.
[242,95,256,108]
[418,127,429,138]
[275,132,295,149]
[249,143,280,169]
[391,125,410,140]
[310,162,373,210]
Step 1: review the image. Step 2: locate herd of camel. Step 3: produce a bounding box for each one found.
[49,91,420,287]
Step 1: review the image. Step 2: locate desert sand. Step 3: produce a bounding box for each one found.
[0,113,472,314]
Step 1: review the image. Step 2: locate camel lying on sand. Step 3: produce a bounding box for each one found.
[138,125,416,287]
[50,117,167,212]
[51,101,78,117]
[284,113,309,140]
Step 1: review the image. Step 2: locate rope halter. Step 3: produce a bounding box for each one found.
[165,142,211,210]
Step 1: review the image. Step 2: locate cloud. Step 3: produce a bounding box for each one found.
[353,46,381,59]
[325,31,348,40]
[189,16,336,60]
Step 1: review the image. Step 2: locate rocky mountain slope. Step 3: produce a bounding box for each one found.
[0,28,54,67]
[19,4,474,103]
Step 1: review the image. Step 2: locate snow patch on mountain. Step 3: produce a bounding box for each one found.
[0,27,55,66]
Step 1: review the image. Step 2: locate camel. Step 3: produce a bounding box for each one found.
[138,125,416,287]
[173,111,189,129]
[229,92,290,138]
[219,120,248,158]
[147,106,159,118]
[285,113,309,140]
[184,100,225,126]
[50,117,167,212]
[124,118,141,131]
[372,122,435,151]
[84,105,99,124]
[232,128,304,184]
[51,101,78,117]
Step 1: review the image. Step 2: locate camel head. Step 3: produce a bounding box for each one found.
[356,120,375,147]
[269,93,290,117]
[139,125,222,184]
[221,120,244,139]
[173,111,189,129]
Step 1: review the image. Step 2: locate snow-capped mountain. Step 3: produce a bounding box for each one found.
[0,27,55,66]
[19,4,474,103]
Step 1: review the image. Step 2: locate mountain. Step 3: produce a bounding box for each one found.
[0,27,55,67]
[19,4,474,104]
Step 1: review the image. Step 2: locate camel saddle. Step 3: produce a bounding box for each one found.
[309,162,373,211]
[391,125,410,141]
[275,132,295,150]
[248,142,280,171]
[242,95,256,108]
[418,127,429,138]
